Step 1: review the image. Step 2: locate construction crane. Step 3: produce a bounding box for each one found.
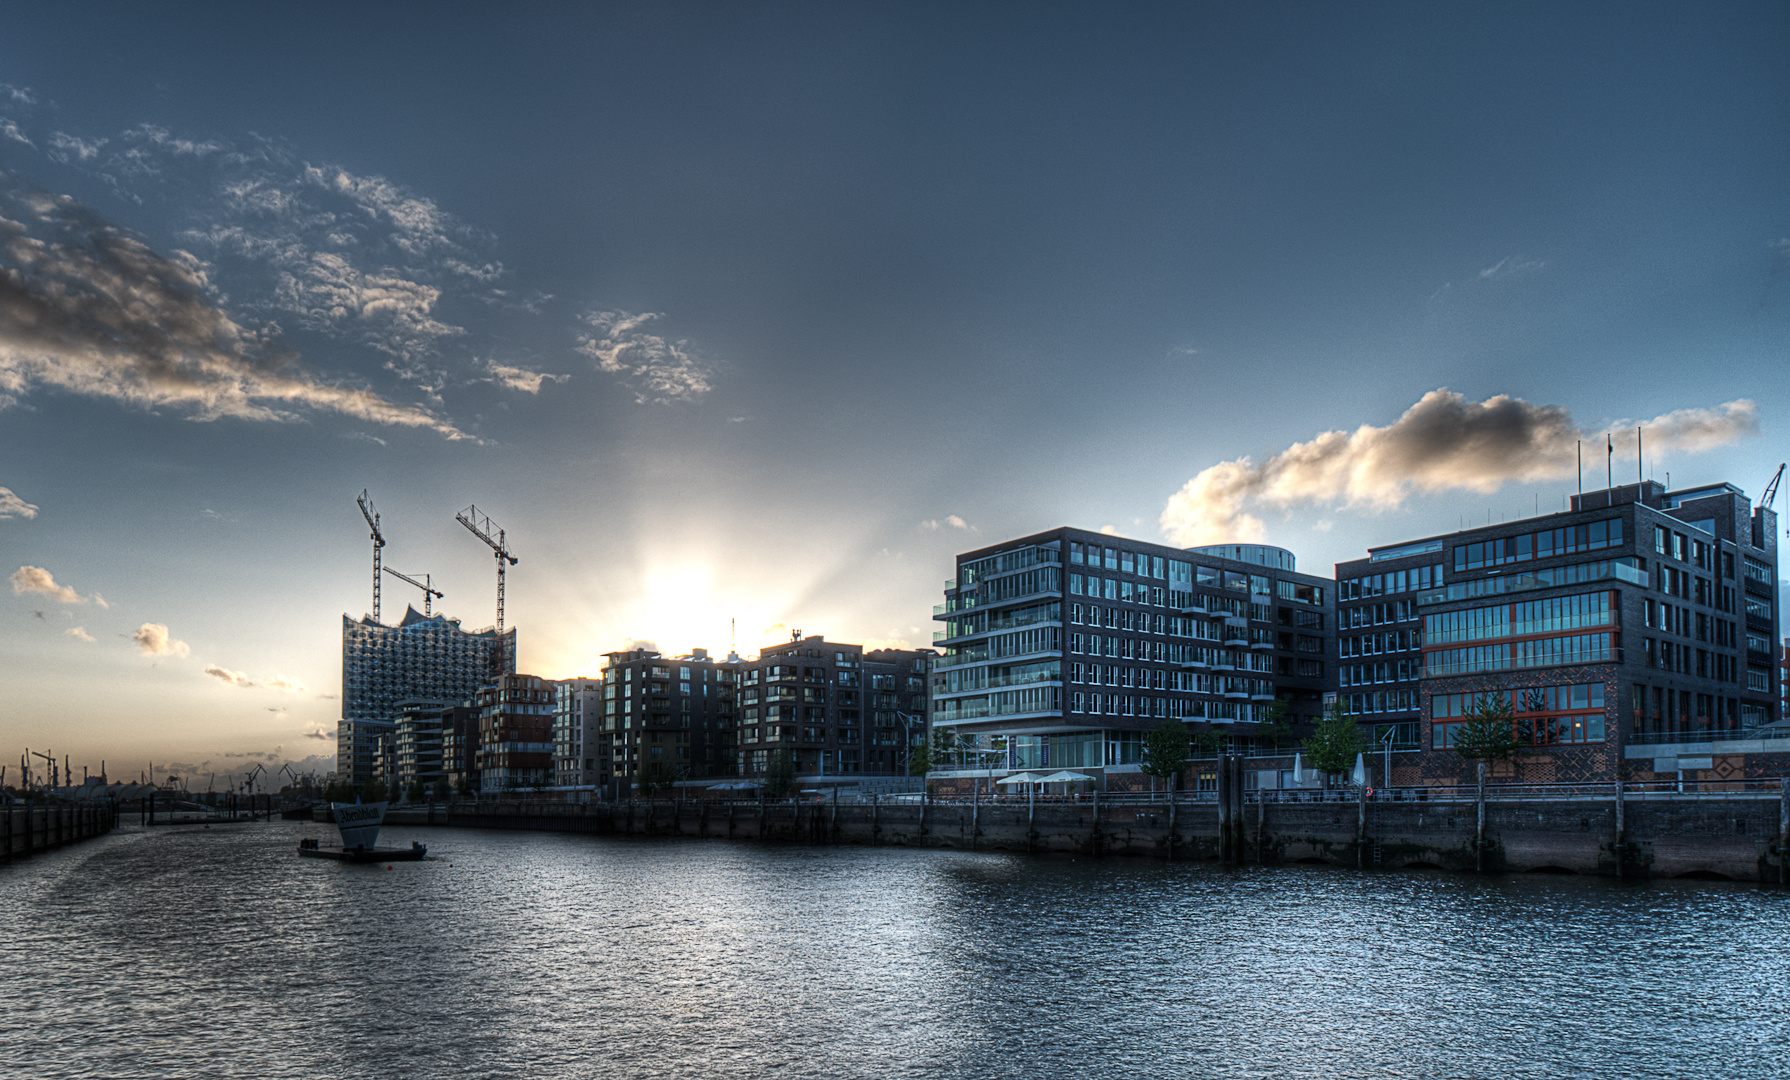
[31,749,55,789]
[357,489,387,623]
[1763,463,1784,513]
[384,566,444,617]
[456,504,518,678]
[242,762,266,795]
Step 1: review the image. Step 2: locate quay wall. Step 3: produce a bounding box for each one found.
[1,803,119,862]
[387,792,1790,883]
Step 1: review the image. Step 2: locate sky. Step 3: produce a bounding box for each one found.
[1,3,1786,785]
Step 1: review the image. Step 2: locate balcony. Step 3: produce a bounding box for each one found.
[1222,635,1248,648]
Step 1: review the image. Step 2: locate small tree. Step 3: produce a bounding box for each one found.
[406,778,425,804]
[1304,699,1363,788]
[1140,718,1190,793]
[764,750,797,798]
[1451,693,1523,763]
[1257,698,1294,748]
[907,744,932,777]
[431,777,451,802]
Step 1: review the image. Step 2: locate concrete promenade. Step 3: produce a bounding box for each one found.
[387,781,1790,883]
[1,803,118,862]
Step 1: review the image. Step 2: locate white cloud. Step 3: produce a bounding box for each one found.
[268,676,304,692]
[0,486,37,519]
[1159,390,1760,546]
[483,360,570,394]
[10,565,91,604]
[0,188,468,438]
[46,132,105,163]
[576,310,713,403]
[64,626,94,642]
[920,515,972,532]
[203,664,254,687]
[0,119,30,148]
[133,622,190,657]
[1478,256,1545,280]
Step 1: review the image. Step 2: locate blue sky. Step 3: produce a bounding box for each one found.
[1,3,1785,783]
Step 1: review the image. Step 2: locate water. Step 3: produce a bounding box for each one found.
[4,820,1787,1079]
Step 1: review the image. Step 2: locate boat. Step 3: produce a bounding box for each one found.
[296,800,427,862]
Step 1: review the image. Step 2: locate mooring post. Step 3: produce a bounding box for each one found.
[1475,761,1488,874]
[1026,785,1035,853]
[1216,753,1231,863]
[971,778,979,848]
[1234,756,1248,859]
[870,793,879,841]
[921,787,930,840]
[1357,772,1369,869]
[1613,778,1626,879]
[1166,774,1177,860]
[1091,785,1101,855]
[1256,776,1266,864]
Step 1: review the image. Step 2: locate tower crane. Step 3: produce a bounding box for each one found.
[383,566,444,617]
[1762,463,1784,513]
[456,504,518,678]
[242,762,266,794]
[357,489,387,623]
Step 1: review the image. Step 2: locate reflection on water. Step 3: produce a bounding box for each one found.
[4,820,1787,1079]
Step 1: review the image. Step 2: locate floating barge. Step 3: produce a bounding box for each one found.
[297,800,427,862]
[298,837,427,862]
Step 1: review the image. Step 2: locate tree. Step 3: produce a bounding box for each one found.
[764,750,797,798]
[1304,699,1363,787]
[1451,693,1523,763]
[907,743,932,777]
[1140,718,1190,792]
[455,773,475,798]
[431,777,451,802]
[406,778,425,804]
[639,761,676,798]
[1256,698,1294,748]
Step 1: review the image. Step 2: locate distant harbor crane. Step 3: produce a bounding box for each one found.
[383,566,444,617]
[456,504,518,677]
[357,489,387,623]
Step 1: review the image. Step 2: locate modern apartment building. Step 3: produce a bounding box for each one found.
[552,677,604,788]
[475,674,555,792]
[337,605,516,784]
[736,636,935,782]
[393,698,453,791]
[599,648,738,796]
[932,528,1335,785]
[1350,480,1781,786]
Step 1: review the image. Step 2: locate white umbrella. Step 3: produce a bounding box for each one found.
[1351,752,1367,787]
[1293,752,1303,783]
[1037,771,1095,784]
[995,772,1042,785]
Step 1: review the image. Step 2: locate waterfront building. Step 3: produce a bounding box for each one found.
[734,635,935,783]
[932,528,1335,787]
[393,699,455,791]
[862,648,935,775]
[599,648,738,796]
[475,674,555,792]
[1343,480,1782,787]
[552,678,604,787]
[337,604,515,784]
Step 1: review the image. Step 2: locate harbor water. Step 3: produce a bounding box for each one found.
[4,819,1787,1079]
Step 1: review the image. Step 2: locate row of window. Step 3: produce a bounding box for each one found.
[1453,518,1624,571]
[1423,591,1613,645]
[1424,632,1615,677]
[1431,682,1606,718]
[1339,564,1443,600]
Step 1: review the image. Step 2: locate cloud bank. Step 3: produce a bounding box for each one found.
[203,664,254,687]
[10,565,94,604]
[576,310,713,403]
[0,486,38,519]
[0,186,468,438]
[1160,390,1759,546]
[133,622,190,657]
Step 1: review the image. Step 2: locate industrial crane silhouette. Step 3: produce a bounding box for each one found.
[456,504,517,677]
[1763,463,1784,513]
[357,489,386,623]
[384,566,444,617]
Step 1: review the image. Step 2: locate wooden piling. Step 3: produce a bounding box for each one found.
[1475,761,1488,874]
[1166,776,1176,860]
[1356,774,1368,869]
[1216,753,1231,863]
